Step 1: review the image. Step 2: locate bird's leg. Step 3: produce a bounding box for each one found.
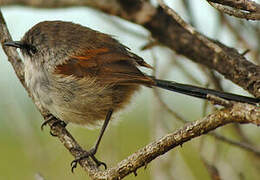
[71,109,113,172]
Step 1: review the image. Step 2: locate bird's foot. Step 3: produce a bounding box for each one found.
[41,115,67,136]
[70,148,107,173]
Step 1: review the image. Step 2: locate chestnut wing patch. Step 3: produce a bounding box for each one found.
[54,48,110,77]
[54,48,154,86]
[70,48,109,68]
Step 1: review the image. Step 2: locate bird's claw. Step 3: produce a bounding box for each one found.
[41,115,54,130]
[70,149,107,173]
[41,116,67,131]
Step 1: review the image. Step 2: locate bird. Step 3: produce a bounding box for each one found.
[4,21,259,170]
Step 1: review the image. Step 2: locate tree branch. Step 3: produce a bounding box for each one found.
[148,1,260,97]
[207,0,260,20]
[208,0,260,12]
[153,86,260,156]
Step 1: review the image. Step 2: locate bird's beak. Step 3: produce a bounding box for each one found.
[4,41,23,48]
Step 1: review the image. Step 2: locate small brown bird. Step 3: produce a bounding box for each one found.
[4,21,259,170]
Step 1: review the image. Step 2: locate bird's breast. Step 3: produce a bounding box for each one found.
[24,60,53,108]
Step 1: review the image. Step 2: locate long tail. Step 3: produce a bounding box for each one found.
[153,78,260,105]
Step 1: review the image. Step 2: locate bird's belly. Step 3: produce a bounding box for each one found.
[45,74,140,127]
[48,82,140,127]
[46,82,110,126]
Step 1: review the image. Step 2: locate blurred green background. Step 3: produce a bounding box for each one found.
[0,1,260,180]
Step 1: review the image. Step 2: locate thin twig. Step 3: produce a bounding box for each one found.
[210,133,260,157]
[208,1,260,20]
[207,0,260,12]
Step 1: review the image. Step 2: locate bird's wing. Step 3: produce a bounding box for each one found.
[54,47,154,86]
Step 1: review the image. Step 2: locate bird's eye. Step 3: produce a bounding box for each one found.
[30,45,37,54]
[24,44,37,55]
